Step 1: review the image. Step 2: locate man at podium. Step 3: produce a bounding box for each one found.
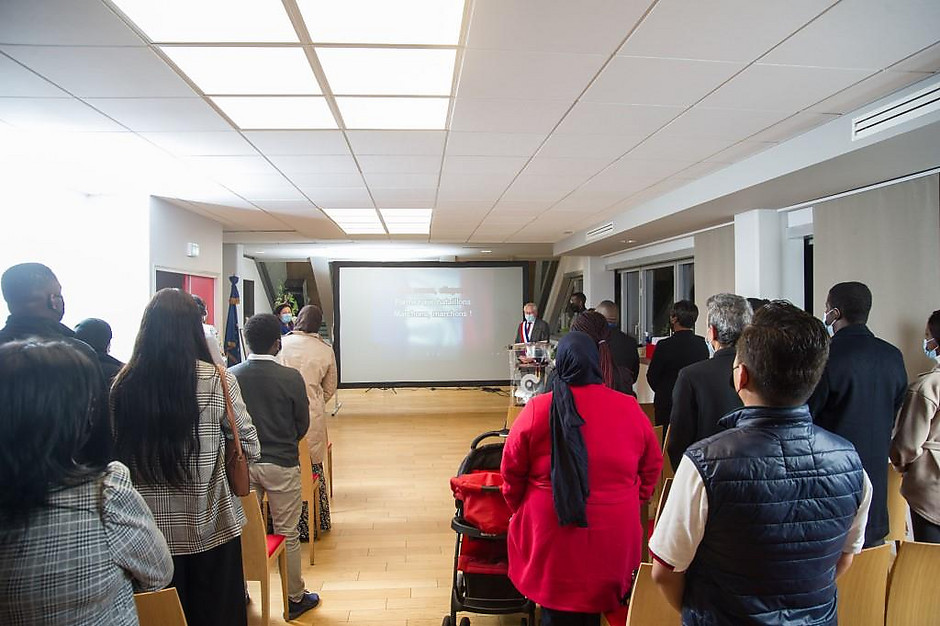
[515,302,551,343]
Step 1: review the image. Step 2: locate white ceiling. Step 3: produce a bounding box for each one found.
[0,0,939,252]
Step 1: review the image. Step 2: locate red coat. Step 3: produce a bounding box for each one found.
[501,384,662,613]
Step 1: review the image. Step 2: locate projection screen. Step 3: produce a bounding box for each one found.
[333,262,527,386]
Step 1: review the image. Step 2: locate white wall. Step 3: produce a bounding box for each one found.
[222,243,272,330]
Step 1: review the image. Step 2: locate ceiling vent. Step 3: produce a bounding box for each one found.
[852,77,940,141]
[585,222,615,241]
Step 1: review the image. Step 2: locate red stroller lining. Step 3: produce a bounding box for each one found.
[449,470,512,536]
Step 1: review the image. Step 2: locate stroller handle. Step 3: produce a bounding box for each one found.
[470,429,509,450]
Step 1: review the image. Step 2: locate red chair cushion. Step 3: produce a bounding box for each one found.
[266,534,285,557]
[604,606,628,626]
[312,473,321,482]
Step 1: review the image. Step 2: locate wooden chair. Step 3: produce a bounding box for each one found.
[299,442,322,565]
[327,440,334,499]
[661,425,675,481]
[836,542,892,626]
[134,588,187,626]
[640,500,650,563]
[886,463,908,543]
[239,492,289,625]
[625,562,681,626]
[655,477,673,527]
[639,402,656,425]
[885,540,940,626]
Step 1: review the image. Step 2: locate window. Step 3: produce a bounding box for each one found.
[617,258,694,340]
[552,273,584,333]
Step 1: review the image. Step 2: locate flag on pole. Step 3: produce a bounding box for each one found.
[224,275,242,366]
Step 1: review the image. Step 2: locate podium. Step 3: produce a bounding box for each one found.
[505,341,555,428]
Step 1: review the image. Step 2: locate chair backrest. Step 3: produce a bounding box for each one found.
[639,403,656,425]
[653,425,663,450]
[655,477,673,526]
[626,563,681,626]
[886,540,940,626]
[886,463,907,542]
[661,425,674,480]
[134,588,188,626]
[239,491,267,580]
[299,442,315,504]
[836,542,892,626]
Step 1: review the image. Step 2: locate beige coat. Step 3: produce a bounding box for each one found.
[890,362,940,525]
[278,331,337,465]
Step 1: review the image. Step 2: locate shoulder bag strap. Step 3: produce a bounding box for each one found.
[216,364,244,459]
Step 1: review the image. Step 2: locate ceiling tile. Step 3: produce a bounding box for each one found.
[0,54,68,97]
[704,141,778,164]
[620,0,831,62]
[556,102,682,135]
[243,130,349,155]
[286,172,364,187]
[537,133,644,160]
[890,42,940,73]
[807,70,934,115]
[273,213,345,238]
[362,172,439,188]
[584,57,745,106]
[0,0,144,46]
[0,97,124,131]
[458,49,604,101]
[492,200,554,213]
[438,173,513,201]
[253,200,318,214]
[230,186,306,202]
[624,135,737,162]
[445,131,546,157]
[434,200,495,213]
[450,98,571,134]
[183,155,279,176]
[302,187,373,206]
[139,131,259,156]
[522,157,611,179]
[501,173,585,202]
[748,112,840,143]
[699,64,872,112]
[347,130,445,155]
[212,172,290,188]
[467,0,653,54]
[357,155,441,174]
[1,46,194,97]
[266,154,359,174]
[761,0,940,71]
[442,155,528,175]
[370,188,437,204]
[552,190,625,212]
[659,107,789,140]
[86,97,231,131]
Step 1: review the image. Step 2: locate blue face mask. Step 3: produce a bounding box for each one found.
[924,338,939,361]
[607,322,618,330]
[280,313,292,324]
[524,314,536,323]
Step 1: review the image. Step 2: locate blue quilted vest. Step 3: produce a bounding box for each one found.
[681,405,864,626]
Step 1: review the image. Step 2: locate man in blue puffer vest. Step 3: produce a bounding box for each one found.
[649,300,872,625]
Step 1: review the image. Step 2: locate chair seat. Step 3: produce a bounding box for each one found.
[266,534,285,558]
[604,606,628,626]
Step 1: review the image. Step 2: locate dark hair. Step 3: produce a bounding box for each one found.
[571,311,615,388]
[1,262,57,305]
[671,300,698,328]
[746,298,770,313]
[736,300,829,406]
[74,318,112,354]
[111,288,214,487]
[191,294,207,318]
[0,340,106,527]
[928,310,940,344]
[570,292,586,306]
[827,281,872,324]
[275,303,292,316]
[294,305,323,333]
[244,313,282,354]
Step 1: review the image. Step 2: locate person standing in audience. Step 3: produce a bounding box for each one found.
[275,303,295,336]
[111,288,260,626]
[192,294,225,366]
[514,301,551,343]
[0,339,172,626]
[595,300,640,389]
[646,300,709,426]
[809,281,907,547]
[75,317,124,386]
[279,304,336,535]
[0,262,112,464]
[650,301,871,625]
[571,310,632,395]
[890,309,940,543]
[502,331,662,626]
[230,314,321,619]
[666,294,752,469]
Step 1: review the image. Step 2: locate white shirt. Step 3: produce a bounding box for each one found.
[649,456,873,572]
[247,353,277,362]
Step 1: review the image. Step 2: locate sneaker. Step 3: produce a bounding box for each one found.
[288,591,320,620]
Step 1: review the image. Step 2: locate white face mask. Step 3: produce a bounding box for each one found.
[924,338,939,361]
[705,327,716,358]
[821,309,836,337]
[524,313,536,323]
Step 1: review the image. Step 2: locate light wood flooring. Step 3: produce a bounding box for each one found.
[247,387,526,626]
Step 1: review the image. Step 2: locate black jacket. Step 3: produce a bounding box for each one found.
[807,324,907,547]
[97,352,124,387]
[607,328,640,386]
[514,318,551,343]
[666,346,742,468]
[646,329,709,426]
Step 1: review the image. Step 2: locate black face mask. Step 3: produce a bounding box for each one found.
[567,303,583,314]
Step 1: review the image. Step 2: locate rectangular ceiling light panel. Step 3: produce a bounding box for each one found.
[323,208,387,234]
[337,97,449,129]
[160,47,321,95]
[298,0,464,45]
[210,96,337,129]
[317,48,456,96]
[109,0,299,43]
[380,208,432,234]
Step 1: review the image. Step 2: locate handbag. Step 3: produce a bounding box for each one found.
[217,365,250,497]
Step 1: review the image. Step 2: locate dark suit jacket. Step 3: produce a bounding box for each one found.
[807,324,907,547]
[646,330,709,426]
[666,347,742,468]
[514,318,551,343]
[607,328,640,385]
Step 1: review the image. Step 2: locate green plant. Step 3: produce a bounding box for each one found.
[274,283,299,315]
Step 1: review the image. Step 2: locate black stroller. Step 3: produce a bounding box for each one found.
[444,429,536,626]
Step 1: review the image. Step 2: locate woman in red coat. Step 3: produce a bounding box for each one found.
[501,331,662,625]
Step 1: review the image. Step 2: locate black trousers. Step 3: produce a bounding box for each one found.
[170,536,248,626]
[911,510,940,543]
[541,607,601,626]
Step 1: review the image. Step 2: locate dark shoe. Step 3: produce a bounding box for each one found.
[288,592,320,620]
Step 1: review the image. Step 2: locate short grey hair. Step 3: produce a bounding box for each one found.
[706,293,752,346]
[524,302,538,313]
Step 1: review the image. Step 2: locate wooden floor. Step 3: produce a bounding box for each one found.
[248,387,526,626]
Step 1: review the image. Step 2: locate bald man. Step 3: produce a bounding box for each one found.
[596,300,640,393]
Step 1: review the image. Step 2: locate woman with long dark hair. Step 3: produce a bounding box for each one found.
[0,339,172,625]
[571,310,633,395]
[111,289,260,626]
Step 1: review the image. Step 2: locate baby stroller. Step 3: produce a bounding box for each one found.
[445,429,536,626]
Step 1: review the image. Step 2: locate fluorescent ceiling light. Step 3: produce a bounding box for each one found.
[210,97,337,129]
[323,208,387,234]
[336,97,449,130]
[161,47,320,95]
[297,0,464,45]
[109,0,298,43]
[317,49,455,96]
[381,208,432,234]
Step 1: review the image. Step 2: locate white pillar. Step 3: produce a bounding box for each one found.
[734,209,783,299]
[585,256,615,307]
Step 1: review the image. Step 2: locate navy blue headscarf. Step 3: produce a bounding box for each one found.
[550,331,603,527]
